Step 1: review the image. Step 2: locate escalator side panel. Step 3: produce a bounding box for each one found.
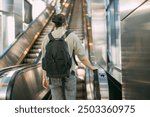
[10,65,48,100]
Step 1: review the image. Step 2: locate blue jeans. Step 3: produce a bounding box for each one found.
[49,74,76,100]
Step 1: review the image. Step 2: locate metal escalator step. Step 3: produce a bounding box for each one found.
[24,58,36,63]
[27,53,39,58]
[32,45,41,49]
[34,41,42,45]
[36,39,43,43]
[37,37,44,40]
[41,32,48,35]
[39,35,46,38]
[30,49,41,53]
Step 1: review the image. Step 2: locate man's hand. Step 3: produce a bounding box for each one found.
[42,78,49,89]
[42,70,49,89]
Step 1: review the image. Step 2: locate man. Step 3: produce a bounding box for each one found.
[41,14,96,100]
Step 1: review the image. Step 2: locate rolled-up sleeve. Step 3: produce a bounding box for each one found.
[41,35,49,59]
[72,33,86,60]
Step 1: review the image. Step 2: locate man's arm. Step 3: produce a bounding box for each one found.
[80,56,97,70]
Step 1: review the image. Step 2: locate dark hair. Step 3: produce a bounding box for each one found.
[52,14,66,27]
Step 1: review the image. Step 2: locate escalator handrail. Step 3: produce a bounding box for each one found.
[93,69,101,100]
[5,63,46,100]
[97,65,122,92]
[0,64,30,76]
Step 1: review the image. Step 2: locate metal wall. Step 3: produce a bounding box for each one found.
[90,0,107,69]
[14,0,23,36]
[0,12,3,55]
[120,0,150,99]
[0,0,15,55]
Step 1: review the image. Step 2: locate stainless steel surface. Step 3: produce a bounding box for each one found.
[1,0,13,12]
[14,0,23,36]
[120,0,146,20]
[0,64,49,100]
[91,0,107,69]
[0,13,2,55]
[120,0,150,99]
[11,64,45,100]
[0,70,17,99]
[0,0,15,54]
[86,0,109,99]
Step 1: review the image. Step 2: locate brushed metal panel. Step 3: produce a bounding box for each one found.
[0,14,2,55]
[121,1,150,99]
[91,0,107,68]
[2,0,14,13]
[120,0,146,20]
[14,0,23,36]
[0,0,2,10]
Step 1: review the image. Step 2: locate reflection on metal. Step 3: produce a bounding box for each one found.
[84,0,110,100]
[91,0,107,69]
[0,64,49,100]
[105,0,122,83]
[121,0,150,99]
[120,0,148,20]
[0,70,17,99]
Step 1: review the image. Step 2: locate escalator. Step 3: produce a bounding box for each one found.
[22,21,54,64]
[0,2,56,70]
[0,0,121,100]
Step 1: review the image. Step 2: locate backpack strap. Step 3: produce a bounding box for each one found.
[48,30,71,41]
[48,33,55,41]
[61,30,72,40]
[62,30,78,66]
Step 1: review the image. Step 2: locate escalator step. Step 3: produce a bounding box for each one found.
[24,58,36,63]
[32,45,41,49]
[27,53,39,58]
[34,41,42,45]
[30,49,41,53]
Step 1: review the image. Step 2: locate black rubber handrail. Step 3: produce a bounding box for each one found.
[93,69,101,100]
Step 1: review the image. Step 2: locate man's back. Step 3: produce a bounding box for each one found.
[42,27,85,72]
[41,14,96,100]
